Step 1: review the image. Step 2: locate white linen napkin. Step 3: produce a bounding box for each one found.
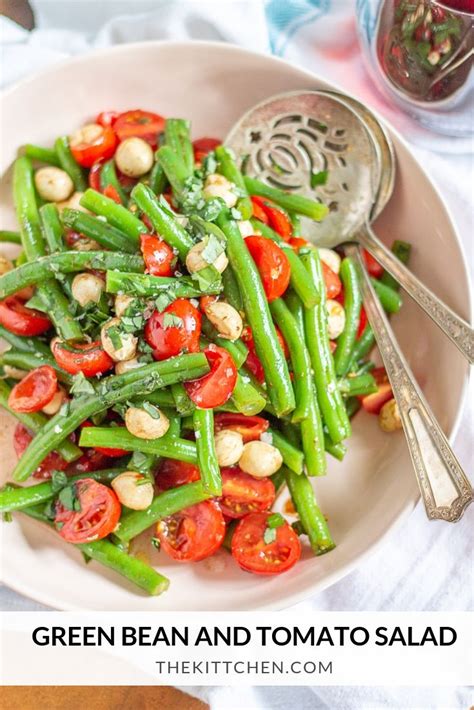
[1,2,472,708]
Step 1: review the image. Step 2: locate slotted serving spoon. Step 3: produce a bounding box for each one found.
[226,91,474,364]
[225,91,472,522]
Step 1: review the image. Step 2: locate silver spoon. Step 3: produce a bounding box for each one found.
[225,91,472,522]
[226,90,474,363]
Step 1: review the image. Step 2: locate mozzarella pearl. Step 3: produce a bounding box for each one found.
[379,398,402,433]
[326,299,346,340]
[34,166,74,203]
[185,238,228,275]
[319,248,341,275]
[115,137,154,178]
[204,301,243,341]
[238,441,283,478]
[111,472,154,510]
[71,273,104,307]
[125,406,170,440]
[101,317,138,362]
[203,173,237,208]
[214,430,244,467]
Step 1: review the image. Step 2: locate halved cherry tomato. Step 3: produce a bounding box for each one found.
[140,234,175,277]
[80,421,127,458]
[88,160,103,191]
[51,339,113,377]
[289,237,309,252]
[114,109,165,147]
[244,349,265,383]
[322,261,342,300]
[144,298,201,361]
[231,512,301,575]
[156,458,200,491]
[360,367,392,414]
[8,366,57,413]
[250,196,292,241]
[70,125,117,168]
[214,413,269,442]
[156,500,225,562]
[192,137,221,163]
[0,297,51,336]
[13,422,68,480]
[55,478,121,543]
[219,467,275,519]
[245,236,291,302]
[251,196,269,224]
[362,249,384,278]
[242,326,289,383]
[103,184,122,204]
[184,345,237,409]
[73,448,111,474]
[96,111,119,127]
[357,305,368,339]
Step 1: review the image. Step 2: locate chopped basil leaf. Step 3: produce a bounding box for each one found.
[141,401,161,419]
[58,483,81,512]
[151,537,161,550]
[106,324,123,350]
[51,470,68,493]
[2,511,12,522]
[201,234,225,265]
[162,313,183,329]
[310,170,328,187]
[155,292,174,312]
[191,264,222,293]
[70,372,96,397]
[267,512,285,529]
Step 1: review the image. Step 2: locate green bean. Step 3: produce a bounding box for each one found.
[131,183,194,260]
[0,469,125,512]
[0,230,22,244]
[221,265,243,312]
[80,189,147,240]
[23,144,60,167]
[201,318,248,369]
[167,414,181,439]
[13,157,83,342]
[217,212,294,417]
[244,177,329,220]
[348,327,375,371]
[284,466,335,555]
[338,373,377,397]
[251,219,319,308]
[267,428,304,474]
[346,396,361,419]
[193,408,221,496]
[270,468,287,495]
[79,427,197,463]
[11,353,209,481]
[168,382,194,416]
[354,360,375,376]
[165,119,194,178]
[324,435,346,461]
[105,270,220,299]
[0,326,51,356]
[370,278,402,314]
[149,159,168,195]
[0,379,81,463]
[54,136,87,192]
[380,240,412,291]
[301,250,351,444]
[0,251,143,300]
[289,212,302,235]
[334,257,362,376]
[156,145,189,195]
[40,203,65,253]
[115,481,210,542]
[100,159,128,204]
[215,146,252,219]
[231,372,267,416]
[1,349,72,385]
[133,389,175,409]
[62,209,138,253]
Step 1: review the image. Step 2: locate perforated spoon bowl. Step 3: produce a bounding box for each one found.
[226,90,474,363]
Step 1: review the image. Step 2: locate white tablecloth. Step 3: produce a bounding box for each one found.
[1,2,472,708]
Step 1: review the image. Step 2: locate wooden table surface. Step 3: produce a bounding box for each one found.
[3,687,208,709]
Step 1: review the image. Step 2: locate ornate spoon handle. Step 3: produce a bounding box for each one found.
[357,225,474,364]
[347,245,473,522]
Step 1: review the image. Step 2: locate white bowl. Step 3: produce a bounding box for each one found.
[0,41,470,611]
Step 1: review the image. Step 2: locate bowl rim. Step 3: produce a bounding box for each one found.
[0,39,472,611]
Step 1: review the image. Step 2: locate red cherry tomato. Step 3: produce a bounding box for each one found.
[289,237,309,252]
[251,196,269,224]
[103,184,122,204]
[72,448,110,474]
[8,366,58,413]
[242,326,289,383]
[362,249,384,278]
[231,512,301,575]
[88,160,103,191]
[13,423,68,480]
[113,109,165,147]
[80,421,127,458]
[51,339,113,377]
[156,500,225,562]
[360,367,393,414]
[55,478,121,543]
[199,295,218,312]
[214,413,269,443]
[70,125,117,168]
[192,137,221,163]
[322,261,342,300]
[357,305,368,339]
[140,234,175,277]
[156,458,200,491]
[96,111,119,127]
[184,345,237,409]
[144,299,201,361]
[250,196,292,242]
[219,467,275,519]
[0,297,51,336]
[245,236,291,302]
